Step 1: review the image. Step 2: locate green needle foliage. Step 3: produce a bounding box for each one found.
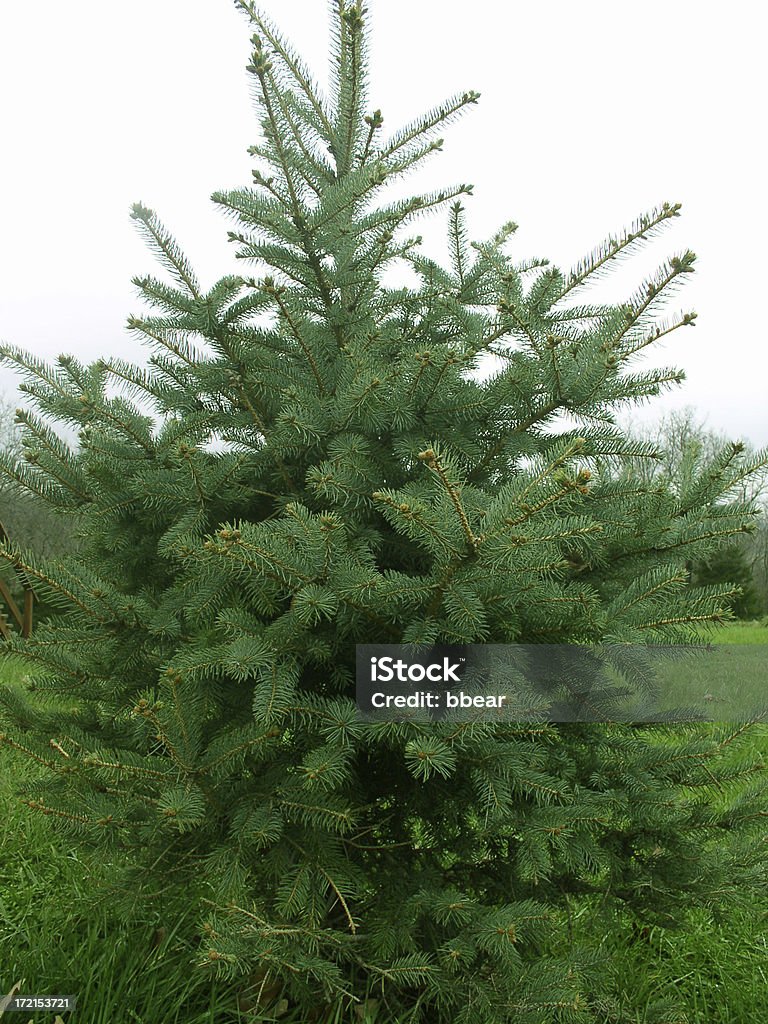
[1,3,767,1021]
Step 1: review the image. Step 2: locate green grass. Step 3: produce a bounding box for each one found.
[591,619,768,725]
[562,903,768,1024]
[2,627,767,1022]
[706,620,768,645]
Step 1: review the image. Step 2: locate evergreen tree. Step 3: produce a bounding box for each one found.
[1,3,766,1020]
[691,544,763,620]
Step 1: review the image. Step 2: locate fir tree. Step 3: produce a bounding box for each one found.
[1,3,767,1020]
[691,544,763,620]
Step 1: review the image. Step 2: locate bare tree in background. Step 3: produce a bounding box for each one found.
[0,396,19,457]
[623,407,766,498]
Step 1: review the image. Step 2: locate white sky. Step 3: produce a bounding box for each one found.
[1,0,766,445]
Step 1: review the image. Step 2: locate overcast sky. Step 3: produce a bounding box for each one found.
[1,0,766,445]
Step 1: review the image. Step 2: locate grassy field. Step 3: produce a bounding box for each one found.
[632,620,768,721]
[1,624,766,1022]
[701,622,768,645]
